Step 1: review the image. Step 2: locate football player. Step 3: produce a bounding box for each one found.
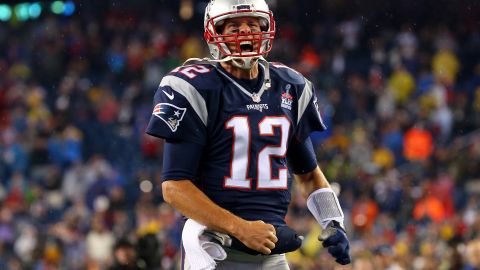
[146,0,351,268]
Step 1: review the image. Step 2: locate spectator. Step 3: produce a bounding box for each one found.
[86,215,115,268]
[108,238,145,270]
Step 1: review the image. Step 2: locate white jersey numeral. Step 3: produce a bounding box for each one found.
[225,116,290,190]
[225,116,252,189]
[257,117,290,189]
[179,65,211,79]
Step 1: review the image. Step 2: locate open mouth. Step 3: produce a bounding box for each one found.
[239,41,254,53]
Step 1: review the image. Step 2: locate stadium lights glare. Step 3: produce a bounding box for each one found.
[63,1,75,16]
[50,1,64,15]
[0,5,12,21]
[14,3,29,21]
[51,1,75,16]
[0,1,74,23]
[28,3,42,19]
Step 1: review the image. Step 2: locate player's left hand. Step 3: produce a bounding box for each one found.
[319,221,351,265]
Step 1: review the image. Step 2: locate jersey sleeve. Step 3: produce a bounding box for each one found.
[162,139,203,182]
[287,136,318,174]
[295,79,327,142]
[145,75,208,145]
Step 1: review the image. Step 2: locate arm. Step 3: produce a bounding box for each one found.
[288,138,351,265]
[161,141,277,255]
[162,179,242,234]
[162,179,277,255]
[293,166,330,198]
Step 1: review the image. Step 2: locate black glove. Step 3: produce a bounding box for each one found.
[319,221,351,265]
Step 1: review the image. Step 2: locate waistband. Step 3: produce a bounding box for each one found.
[223,247,285,263]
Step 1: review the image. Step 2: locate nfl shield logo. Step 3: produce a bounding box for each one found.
[281,91,293,110]
[152,103,187,132]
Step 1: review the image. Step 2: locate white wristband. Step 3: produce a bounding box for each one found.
[306,188,344,229]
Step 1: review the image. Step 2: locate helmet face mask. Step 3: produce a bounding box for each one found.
[204,0,276,69]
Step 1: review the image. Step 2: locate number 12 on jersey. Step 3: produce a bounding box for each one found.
[225,116,290,190]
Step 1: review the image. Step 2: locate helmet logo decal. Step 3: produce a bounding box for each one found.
[234,4,252,10]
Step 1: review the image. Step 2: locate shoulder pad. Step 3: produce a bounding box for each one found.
[163,63,222,96]
[182,58,215,66]
[168,63,214,78]
[165,63,219,86]
[269,62,306,85]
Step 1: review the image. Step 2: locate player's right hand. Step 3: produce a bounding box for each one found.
[236,220,278,255]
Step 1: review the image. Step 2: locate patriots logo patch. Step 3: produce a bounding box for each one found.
[152,103,186,132]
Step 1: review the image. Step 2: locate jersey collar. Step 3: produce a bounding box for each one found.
[216,63,269,103]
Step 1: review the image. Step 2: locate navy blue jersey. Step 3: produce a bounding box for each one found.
[146,61,326,226]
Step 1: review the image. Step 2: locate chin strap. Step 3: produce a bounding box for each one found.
[259,56,271,89]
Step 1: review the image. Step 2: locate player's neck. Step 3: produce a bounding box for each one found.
[220,62,259,80]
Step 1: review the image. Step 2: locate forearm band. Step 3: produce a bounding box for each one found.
[306,188,344,229]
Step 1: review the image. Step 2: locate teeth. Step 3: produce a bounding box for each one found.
[240,41,252,46]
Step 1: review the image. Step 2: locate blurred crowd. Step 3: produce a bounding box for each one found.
[0,0,480,269]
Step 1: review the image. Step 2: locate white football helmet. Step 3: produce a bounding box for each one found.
[204,0,276,69]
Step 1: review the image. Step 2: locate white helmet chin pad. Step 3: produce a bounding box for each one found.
[231,57,258,70]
